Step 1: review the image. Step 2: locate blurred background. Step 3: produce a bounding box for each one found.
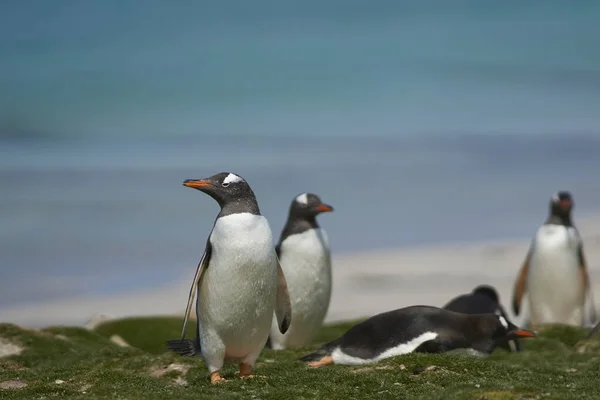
[1,1,600,310]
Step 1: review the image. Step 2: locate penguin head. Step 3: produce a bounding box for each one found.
[182,172,256,208]
[550,191,574,217]
[289,193,334,219]
[471,285,500,304]
[492,315,536,343]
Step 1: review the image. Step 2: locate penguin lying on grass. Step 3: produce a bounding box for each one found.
[299,305,536,367]
[443,285,521,352]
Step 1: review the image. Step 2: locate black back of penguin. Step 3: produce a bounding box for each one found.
[443,285,500,314]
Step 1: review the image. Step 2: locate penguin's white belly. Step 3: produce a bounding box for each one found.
[198,214,278,360]
[527,225,584,326]
[270,228,332,349]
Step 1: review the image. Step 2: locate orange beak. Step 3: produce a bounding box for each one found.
[509,329,536,338]
[315,204,334,212]
[183,179,212,188]
[559,200,571,208]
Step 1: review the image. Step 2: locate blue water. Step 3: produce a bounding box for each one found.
[1,1,600,309]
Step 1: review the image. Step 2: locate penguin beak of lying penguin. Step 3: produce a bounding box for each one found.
[315,204,334,213]
[506,329,537,340]
[183,179,213,190]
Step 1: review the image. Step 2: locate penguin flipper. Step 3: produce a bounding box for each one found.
[179,241,212,341]
[578,244,597,324]
[512,249,531,316]
[275,243,281,259]
[298,346,330,362]
[274,255,292,335]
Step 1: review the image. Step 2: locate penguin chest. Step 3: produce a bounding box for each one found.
[280,228,332,322]
[271,228,332,348]
[528,225,583,324]
[199,214,278,347]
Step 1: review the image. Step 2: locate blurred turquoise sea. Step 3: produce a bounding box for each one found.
[1,1,600,307]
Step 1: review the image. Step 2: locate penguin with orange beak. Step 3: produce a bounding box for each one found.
[512,191,597,327]
[267,193,334,350]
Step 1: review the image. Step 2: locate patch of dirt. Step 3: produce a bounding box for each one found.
[0,380,27,390]
[149,363,191,387]
[575,339,600,354]
[413,365,438,375]
[351,364,400,374]
[80,383,92,393]
[109,334,130,347]
[0,361,27,371]
[0,337,23,358]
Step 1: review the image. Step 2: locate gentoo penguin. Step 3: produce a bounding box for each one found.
[512,191,597,327]
[299,305,536,367]
[165,172,292,384]
[267,193,334,350]
[443,284,521,352]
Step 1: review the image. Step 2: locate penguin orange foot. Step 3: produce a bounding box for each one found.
[210,371,228,384]
[237,363,267,379]
[308,355,334,368]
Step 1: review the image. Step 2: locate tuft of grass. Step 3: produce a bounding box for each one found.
[0,318,599,399]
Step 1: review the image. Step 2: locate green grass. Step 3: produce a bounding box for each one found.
[1,318,599,400]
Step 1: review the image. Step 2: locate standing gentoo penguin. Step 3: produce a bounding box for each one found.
[299,305,536,367]
[165,172,292,384]
[512,191,597,327]
[267,193,334,350]
[443,285,521,352]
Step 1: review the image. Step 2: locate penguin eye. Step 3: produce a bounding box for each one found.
[221,182,230,188]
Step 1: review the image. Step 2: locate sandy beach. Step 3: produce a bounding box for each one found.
[2,212,600,329]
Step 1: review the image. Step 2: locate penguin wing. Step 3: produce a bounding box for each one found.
[512,244,533,316]
[274,254,292,334]
[578,243,597,324]
[179,240,212,341]
[588,321,600,339]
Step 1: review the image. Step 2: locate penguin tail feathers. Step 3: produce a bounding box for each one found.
[165,339,198,357]
[298,346,331,362]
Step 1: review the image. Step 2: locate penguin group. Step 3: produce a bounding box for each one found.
[165,172,597,382]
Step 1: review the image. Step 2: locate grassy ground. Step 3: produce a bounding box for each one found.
[1,317,599,400]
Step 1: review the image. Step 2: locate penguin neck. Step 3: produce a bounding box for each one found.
[544,212,573,227]
[218,198,261,218]
[279,215,320,243]
[465,315,498,354]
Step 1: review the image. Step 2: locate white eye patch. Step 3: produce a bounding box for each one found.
[223,173,244,185]
[295,193,308,205]
[498,316,509,329]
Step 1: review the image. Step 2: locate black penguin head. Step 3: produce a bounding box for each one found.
[183,172,259,214]
[549,191,574,218]
[471,285,500,304]
[492,314,536,343]
[289,193,334,219]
